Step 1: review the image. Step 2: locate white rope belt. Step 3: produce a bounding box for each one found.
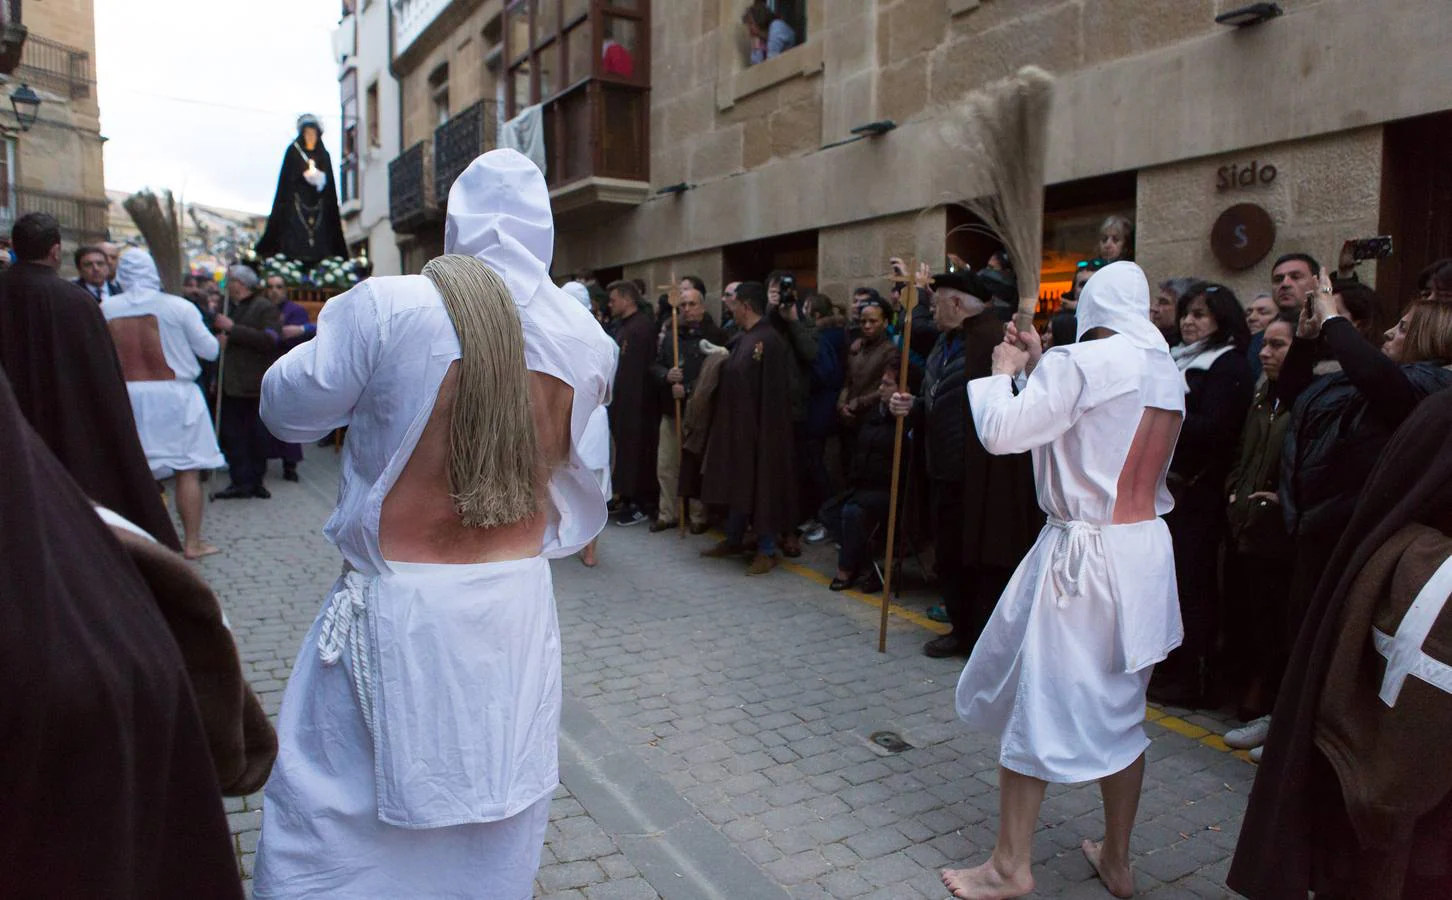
[317,568,376,736]
[1046,516,1100,608]
[1373,553,1452,707]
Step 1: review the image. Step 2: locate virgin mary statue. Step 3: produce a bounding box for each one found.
[255,113,349,264]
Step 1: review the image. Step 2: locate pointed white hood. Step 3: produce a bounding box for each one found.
[443,148,553,308]
[116,249,163,295]
[1075,261,1168,354]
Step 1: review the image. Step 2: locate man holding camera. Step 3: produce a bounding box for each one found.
[768,271,818,553]
[888,269,1039,658]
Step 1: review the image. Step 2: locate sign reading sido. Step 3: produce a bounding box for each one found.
[1216,160,1278,192]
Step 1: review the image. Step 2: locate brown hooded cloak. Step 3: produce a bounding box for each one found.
[1229,387,1452,899]
[0,261,182,551]
[0,367,242,899]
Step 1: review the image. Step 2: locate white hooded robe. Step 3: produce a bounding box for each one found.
[956,261,1186,783]
[101,251,224,478]
[252,150,618,898]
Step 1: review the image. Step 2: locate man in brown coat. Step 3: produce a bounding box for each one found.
[213,264,281,499]
[700,281,797,575]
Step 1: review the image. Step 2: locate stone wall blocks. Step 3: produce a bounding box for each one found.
[1081,0,1215,65]
[688,125,746,183]
[879,55,930,124]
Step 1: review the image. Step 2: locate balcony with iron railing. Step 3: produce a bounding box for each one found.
[433,99,499,206]
[388,140,440,234]
[0,185,109,243]
[15,32,93,100]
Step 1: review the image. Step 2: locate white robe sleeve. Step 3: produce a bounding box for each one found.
[968,349,1087,455]
[261,282,379,442]
[182,301,220,362]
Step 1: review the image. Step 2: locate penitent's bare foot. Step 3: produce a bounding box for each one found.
[1081,839,1135,898]
[184,542,220,560]
[941,859,1034,899]
[579,545,598,568]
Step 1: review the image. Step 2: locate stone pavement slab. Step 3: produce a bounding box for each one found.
[194,448,1254,898]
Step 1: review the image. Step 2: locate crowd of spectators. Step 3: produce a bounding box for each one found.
[572,215,1452,708]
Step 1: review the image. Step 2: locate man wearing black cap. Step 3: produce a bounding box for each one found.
[888,269,1040,657]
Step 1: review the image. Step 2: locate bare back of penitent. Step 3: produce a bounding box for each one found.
[1113,407,1181,524]
[378,362,574,565]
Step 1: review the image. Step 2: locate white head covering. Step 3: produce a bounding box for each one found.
[116,249,163,295]
[444,149,553,309]
[1075,261,1168,353]
[561,281,591,310]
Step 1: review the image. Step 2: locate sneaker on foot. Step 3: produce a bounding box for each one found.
[926,605,951,623]
[1248,744,1264,763]
[1224,715,1272,750]
[802,524,828,543]
[615,509,647,527]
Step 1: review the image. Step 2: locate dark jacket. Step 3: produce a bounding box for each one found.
[1169,346,1254,512]
[848,405,900,493]
[806,317,847,439]
[1278,317,1452,542]
[649,313,727,406]
[770,310,817,422]
[221,292,281,398]
[1225,381,1293,557]
[890,287,937,369]
[912,322,974,481]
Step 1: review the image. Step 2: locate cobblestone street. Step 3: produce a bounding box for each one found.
[200,448,1251,899]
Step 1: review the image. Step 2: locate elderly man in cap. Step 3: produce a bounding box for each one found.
[212,264,281,499]
[889,266,1039,658]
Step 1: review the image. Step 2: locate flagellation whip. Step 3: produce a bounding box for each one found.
[877,258,922,653]
[957,66,1055,332]
[658,274,687,537]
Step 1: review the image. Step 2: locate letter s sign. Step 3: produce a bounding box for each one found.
[1233,224,1249,249]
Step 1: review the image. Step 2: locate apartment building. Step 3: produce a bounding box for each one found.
[336,0,404,276]
[0,0,108,258]
[365,0,1451,322]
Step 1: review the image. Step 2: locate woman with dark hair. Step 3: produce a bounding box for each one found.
[838,299,896,452]
[1221,312,1298,734]
[1150,282,1255,706]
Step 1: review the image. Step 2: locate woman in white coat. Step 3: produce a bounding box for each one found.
[942,262,1185,900]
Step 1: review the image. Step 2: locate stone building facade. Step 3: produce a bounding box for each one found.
[0,0,108,262]
[373,0,1452,324]
[335,0,404,277]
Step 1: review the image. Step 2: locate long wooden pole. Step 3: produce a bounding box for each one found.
[879,258,917,653]
[671,292,686,537]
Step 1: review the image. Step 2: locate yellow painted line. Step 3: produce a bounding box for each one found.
[705,531,1249,762]
[776,558,953,636]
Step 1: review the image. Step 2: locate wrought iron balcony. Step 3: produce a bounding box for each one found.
[388,140,441,234]
[15,32,93,100]
[433,100,499,207]
[2,186,108,243]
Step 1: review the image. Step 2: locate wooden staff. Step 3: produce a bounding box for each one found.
[212,291,229,442]
[878,258,920,653]
[658,275,687,537]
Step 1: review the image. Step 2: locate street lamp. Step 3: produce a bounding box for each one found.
[10,83,40,131]
[1215,3,1283,27]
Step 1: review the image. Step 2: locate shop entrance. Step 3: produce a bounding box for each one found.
[1380,111,1452,319]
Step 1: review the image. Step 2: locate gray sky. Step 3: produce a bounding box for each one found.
[96,0,344,213]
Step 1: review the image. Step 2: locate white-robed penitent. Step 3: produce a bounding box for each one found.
[101,252,224,478]
[956,262,1185,784]
[252,150,618,898]
[563,281,613,498]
